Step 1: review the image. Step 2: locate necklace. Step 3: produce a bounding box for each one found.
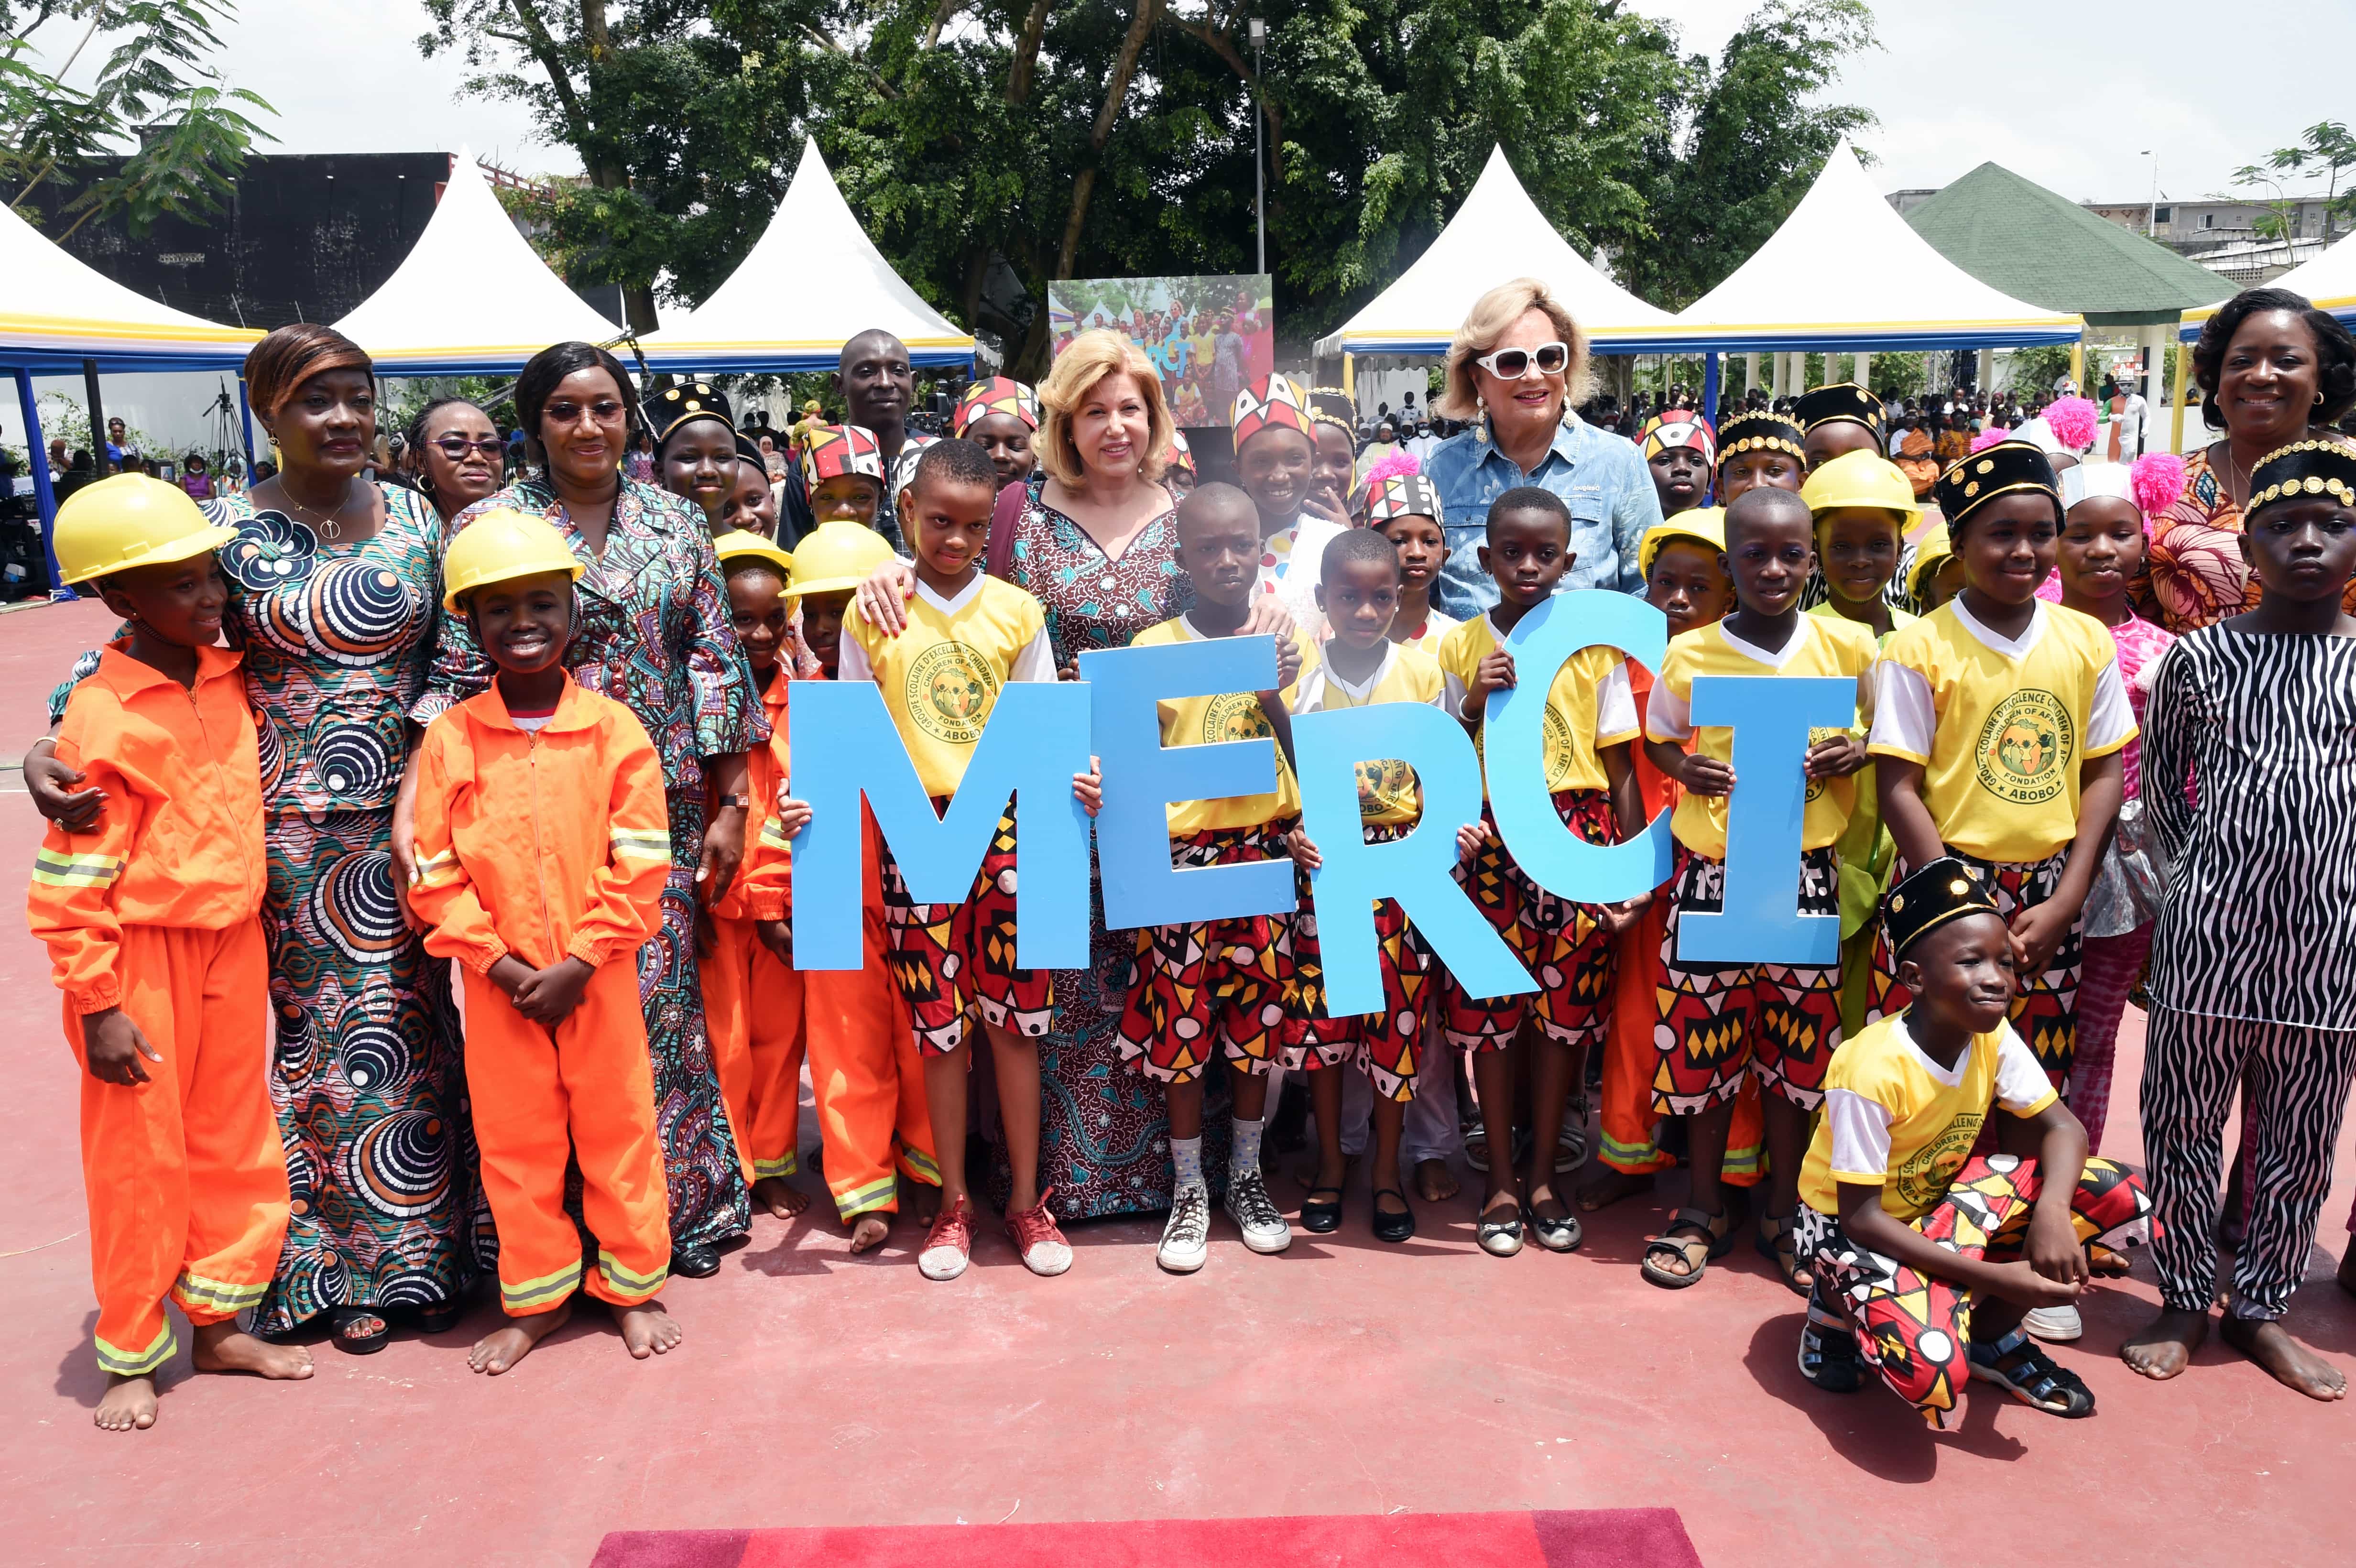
[274,476,359,539]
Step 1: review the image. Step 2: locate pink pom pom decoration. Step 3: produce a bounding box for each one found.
[2045,396,2098,451]
[1363,449,1421,486]
[1969,426,2008,454]
[2130,451,2187,528]
[2035,568,2064,603]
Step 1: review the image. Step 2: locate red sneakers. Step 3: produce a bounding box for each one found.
[1004,1187,1073,1277]
[918,1197,975,1281]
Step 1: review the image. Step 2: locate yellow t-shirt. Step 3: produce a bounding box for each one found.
[1436,610,1638,797]
[841,575,1055,799]
[1289,642,1446,828]
[1799,1010,2058,1221]
[1866,600,2136,865]
[1132,614,1311,835]
[1646,615,1877,860]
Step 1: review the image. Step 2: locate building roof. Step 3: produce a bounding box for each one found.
[1312,145,1680,359]
[1657,138,2079,351]
[1905,162,2229,327]
[2181,227,2356,338]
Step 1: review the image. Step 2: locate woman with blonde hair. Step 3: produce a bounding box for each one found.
[856,328,1292,1221]
[1425,277,1662,618]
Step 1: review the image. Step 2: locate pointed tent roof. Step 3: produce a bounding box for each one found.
[332,149,623,375]
[2179,226,2356,340]
[1905,163,2228,327]
[1314,147,1681,358]
[638,140,973,373]
[1658,138,2082,351]
[0,196,258,372]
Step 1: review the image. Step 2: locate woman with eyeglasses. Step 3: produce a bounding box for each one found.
[404,398,506,527]
[24,323,478,1357]
[409,340,765,1282]
[1424,277,1663,620]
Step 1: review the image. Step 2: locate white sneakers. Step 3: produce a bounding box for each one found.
[2023,1303,2084,1342]
[1158,1185,1211,1273]
[1223,1167,1293,1254]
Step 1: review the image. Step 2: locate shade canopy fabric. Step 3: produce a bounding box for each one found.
[637,139,974,373]
[1906,163,2229,328]
[0,196,258,371]
[2180,227,2356,340]
[1313,146,1682,358]
[1658,138,2083,352]
[332,149,625,375]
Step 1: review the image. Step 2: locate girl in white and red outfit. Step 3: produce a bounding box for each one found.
[2041,454,2185,1153]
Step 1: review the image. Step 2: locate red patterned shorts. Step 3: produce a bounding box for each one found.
[1117,822,1299,1085]
[1440,790,1618,1055]
[879,802,1055,1056]
[1651,846,1843,1115]
[1284,821,1435,1102]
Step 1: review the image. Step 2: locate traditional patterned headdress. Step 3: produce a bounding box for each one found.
[1794,382,1886,439]
[2246,439,2356,519]
[799,423,885,493]
[1230,374,1315,447]
[1884,857,2003,960]
[1163,428,1196,475]
[1934,439,2059,530]
[644,381,734,453]
[1640,409,1717,467]
[1366,471,1443,524]
[1715,411,1806,470]
[1307,387,1358,436]
[953,376,1040,437]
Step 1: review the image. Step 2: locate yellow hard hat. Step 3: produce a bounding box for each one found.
[713,529,796,580]
[1800,448,1922,524]
[53,474,236,587]
[785,520,897,598]
[1638,506,1727,579]
[1906,521,1953,600]
[441,508,584,612]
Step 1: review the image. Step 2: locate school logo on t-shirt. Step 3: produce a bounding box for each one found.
[1974,689,2072,805]
[1541,707,1574,782]
[1803,726,1845,803]
[1355,756,1416,818]
[906,641,1000,743]
[1892,1111,1983,1211]
[1204,690,1274,746]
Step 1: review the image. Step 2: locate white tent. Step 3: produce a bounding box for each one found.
[1658,137,2083,351]
[0,196,258,373]
[332,149,624,375]
[1314,147,1681,358]
[638,139,974,373]
[2179,228,2355,339]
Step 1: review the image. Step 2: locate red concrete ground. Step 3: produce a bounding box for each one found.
[2,596,2353,1567]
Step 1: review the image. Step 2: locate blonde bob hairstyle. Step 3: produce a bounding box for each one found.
[1036,328,1175,487]
[1434,277,1593,422]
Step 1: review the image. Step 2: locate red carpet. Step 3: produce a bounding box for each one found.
[590,1510,1703,1567]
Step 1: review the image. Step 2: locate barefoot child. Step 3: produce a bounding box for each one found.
[31,476,311,1431]
[1584,508,1743,1214]
[1641,488,1876,1292]
[1796,858,2154,1428]
[2125,439,2356,1403]
[703,529,813,1219]
[409,511,679,1372]
[840,439,1102,1281]
[1370,470,1459,655]
[786,521,944,1249]
[1282,528,1483,1245]
[1120,483,1310,1273]
[1437,487,1648,1257]
[1800,450,1922,1036]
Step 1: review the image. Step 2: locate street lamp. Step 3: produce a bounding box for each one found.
[1249,17,1265,275]
[2144,150,2160,238]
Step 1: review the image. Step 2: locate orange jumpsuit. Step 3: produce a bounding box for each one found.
[702,672,806,1186]
[409,679,674,1316]
[1601,663,1762,1185]
[28,642,286,1378]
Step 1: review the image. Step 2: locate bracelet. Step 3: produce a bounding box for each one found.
[716,792,753,810]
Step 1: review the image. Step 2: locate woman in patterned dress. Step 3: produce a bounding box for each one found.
[409,341,764,1276]
[29,325,477,1354]
[2141,286,2356,633]
[855,331,1289,1220]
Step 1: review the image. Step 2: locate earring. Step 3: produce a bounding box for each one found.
[1474,396,1489,446]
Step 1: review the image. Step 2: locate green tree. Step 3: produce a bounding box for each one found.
[2234,120,2356,244]
[2,1,274,237]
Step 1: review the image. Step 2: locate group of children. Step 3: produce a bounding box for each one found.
[34,362,2356,1436]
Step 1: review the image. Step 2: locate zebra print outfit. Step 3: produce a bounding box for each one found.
[2138,626,2356,1320]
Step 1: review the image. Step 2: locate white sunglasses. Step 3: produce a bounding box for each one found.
[1474,341,1571,381]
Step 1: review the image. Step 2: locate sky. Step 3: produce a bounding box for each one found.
[17,1,2352,205]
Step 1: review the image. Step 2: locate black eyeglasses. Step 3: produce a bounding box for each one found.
[433,436,504,458]
[545,399,627,424]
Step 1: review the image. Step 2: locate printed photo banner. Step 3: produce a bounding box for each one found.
[787,590,1859,1016]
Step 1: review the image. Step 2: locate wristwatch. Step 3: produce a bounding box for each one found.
[717,792,753,810]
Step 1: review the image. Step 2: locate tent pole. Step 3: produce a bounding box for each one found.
[2170,337,2189,456]
[237,378,257,474]
[2069,340,2084,392]
[1702,351,1721,430]
[1342,353,1354,406]
[83,359,107,475]
[15,368,66,599]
